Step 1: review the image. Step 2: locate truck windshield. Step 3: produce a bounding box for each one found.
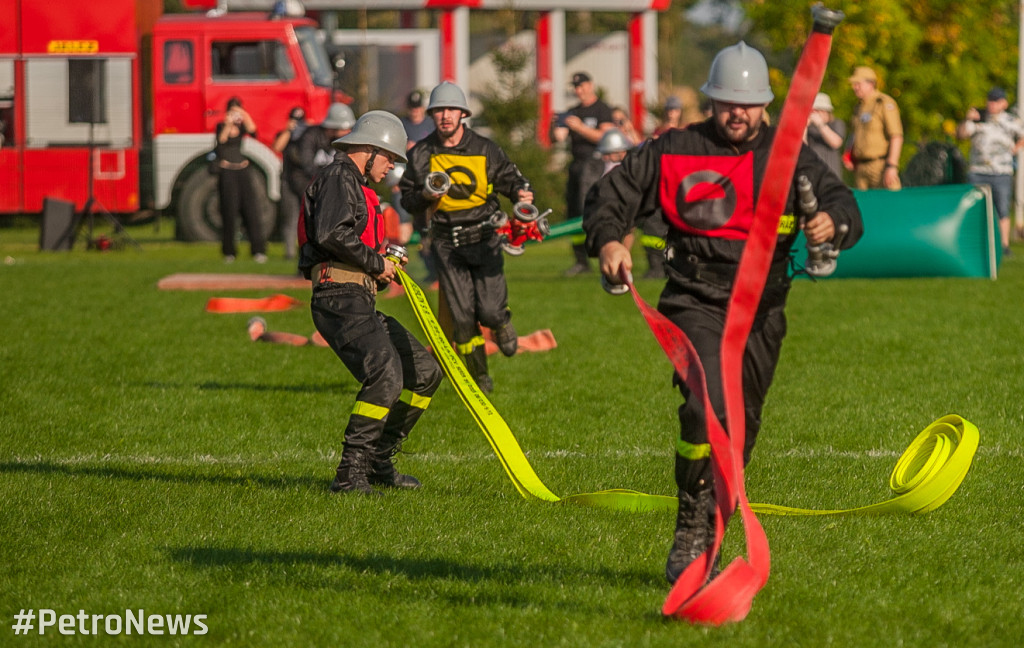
[295,27,333,89]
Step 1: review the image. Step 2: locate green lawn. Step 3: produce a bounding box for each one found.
[1,219,1021,647]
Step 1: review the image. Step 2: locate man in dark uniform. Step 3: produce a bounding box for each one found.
[399,81,533,393]
[553,72,614,276]
[299,110,442,496]
[285,102,355,201]
[584,42,863,583]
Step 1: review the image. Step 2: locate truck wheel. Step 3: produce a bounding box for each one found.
[177,170,277,243]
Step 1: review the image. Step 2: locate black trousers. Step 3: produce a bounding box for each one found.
[218,166,266,257]
[657,283,789,495]
[430,233,511,345]
[311,283,442,451]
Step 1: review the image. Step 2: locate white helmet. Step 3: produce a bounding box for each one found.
[700,41,774,104]
[597,128,633,155]
[427,81,472,117]
[331,110,408,162]
[321,102,355,130]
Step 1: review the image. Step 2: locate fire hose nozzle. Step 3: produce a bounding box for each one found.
[811,3,845,32]
[384,243,408,265]
[805,223,849,278]
[423,171,451,198]
[512,202,539,222]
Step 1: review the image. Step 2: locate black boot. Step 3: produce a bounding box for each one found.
[463,345,492,393]
[494,322,518,357]
[369,433,421,489]
[330,447,383,496]
[665,487,719,584]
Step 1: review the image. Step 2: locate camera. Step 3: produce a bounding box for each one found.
[554,112,569,128]
[972,107,988,123]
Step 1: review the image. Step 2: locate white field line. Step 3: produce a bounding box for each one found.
[4,443,1013,468]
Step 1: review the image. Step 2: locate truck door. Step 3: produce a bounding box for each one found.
[0,57,19,212]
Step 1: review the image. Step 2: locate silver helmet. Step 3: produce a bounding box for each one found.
[597,128,633,155]
[331,110,408,163]
[700,41,774,104]
[426,81,472,117]
[384,162,406,188]
[321,102,355,130]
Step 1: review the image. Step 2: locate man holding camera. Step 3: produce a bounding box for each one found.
[399,82,533,393]
[552,72,615,276]
[957,87,1024,255]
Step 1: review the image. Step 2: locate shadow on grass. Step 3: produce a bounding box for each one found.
[166,545,662,614]
[0,459,325,491]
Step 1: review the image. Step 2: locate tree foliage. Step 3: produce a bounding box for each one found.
[743,0,1021,162]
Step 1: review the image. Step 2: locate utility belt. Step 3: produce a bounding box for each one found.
[853,154,884,164]
[667,252,790,292]
[429,220,495,247]
[315,261,377,295]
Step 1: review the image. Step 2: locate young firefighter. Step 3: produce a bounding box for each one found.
[584,43,863,582]
[399,81,533,393]
[298,111,443,496]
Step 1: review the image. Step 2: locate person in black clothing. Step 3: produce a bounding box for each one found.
[284,102,355,202]
[553,72,614,276]
[298,110,442,496]
[584,42,863,584]
[399,81,533,393]
[214,97,266,263]
[273,106,308,261]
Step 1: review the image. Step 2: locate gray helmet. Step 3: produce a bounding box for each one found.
[321,102,355,130]
[384,162,406,188]
[427,81,472,117]
[331,110,408,162]
[700,41,774,104]
[597,128,633,155]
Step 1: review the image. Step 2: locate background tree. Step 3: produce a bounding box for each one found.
[743,0,1021,163]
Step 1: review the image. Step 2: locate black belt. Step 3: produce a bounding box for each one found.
[668,253,789,291]
[429,221,494,247]
[854,155,884,163]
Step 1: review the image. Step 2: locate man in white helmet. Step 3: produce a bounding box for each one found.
[584,42,863,583]
[299,110,442,496]
[399,81,534,393]
[285,102,355,203]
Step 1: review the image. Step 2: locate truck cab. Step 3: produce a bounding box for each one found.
[151,12,342,241]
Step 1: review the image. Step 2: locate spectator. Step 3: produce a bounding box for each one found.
[273,106,308,260]
[654,95,684,138]
[400,89,434,149]
[612,106,644,146]
[214,97,266,263]
[957,87,1024,255]
[552,71,615,276]
[806,92,846,179]
[844,66,903,190]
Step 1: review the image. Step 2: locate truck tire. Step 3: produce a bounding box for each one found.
[176,169,277,243]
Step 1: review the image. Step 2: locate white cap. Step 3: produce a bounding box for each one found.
[813,92,834,112]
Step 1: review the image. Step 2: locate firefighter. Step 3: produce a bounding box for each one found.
[399,81,533,393]
[583,42,863,583]
[299,110,443,496]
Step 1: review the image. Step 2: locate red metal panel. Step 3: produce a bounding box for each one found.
[0,0,18,53]
[20,0,137,55]
[439,10,456,82]
[628,13,646,137]
[535,12,553,147]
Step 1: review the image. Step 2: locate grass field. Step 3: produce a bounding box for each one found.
[1,219,1022,647]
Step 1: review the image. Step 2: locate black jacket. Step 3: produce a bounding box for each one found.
[399,127,529,228]
[285,125,337,197]
[298,155,385,280]
[584,119,862,267]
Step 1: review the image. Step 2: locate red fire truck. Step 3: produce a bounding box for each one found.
[0,0,346,240]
